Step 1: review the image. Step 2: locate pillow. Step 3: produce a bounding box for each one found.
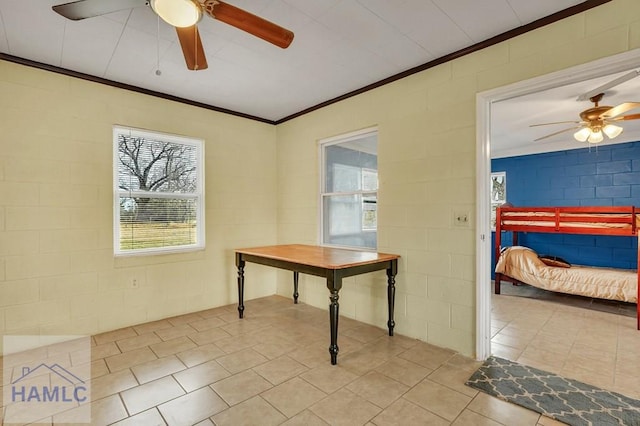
[539,255,571,268]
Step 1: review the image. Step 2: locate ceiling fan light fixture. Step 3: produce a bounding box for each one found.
[573,127,591,142]
[150,0,202,28]
[602,123,623,139]
[587,130,604,144]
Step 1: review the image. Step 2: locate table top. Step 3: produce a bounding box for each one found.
[235,244,400,270]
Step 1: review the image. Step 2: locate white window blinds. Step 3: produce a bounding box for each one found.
[113,127,204,255]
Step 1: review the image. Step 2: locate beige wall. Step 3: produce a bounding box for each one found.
[275,0,640,356]
[0,61,279,352]
[1,0,639,356]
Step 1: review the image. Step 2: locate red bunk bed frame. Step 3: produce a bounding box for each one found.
[494,205,640,330]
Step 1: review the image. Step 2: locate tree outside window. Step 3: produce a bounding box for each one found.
[113,127,204,255]
[491,171,506,230]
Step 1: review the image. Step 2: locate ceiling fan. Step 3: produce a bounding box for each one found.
[531,72,640,144]
[52,0,295,71]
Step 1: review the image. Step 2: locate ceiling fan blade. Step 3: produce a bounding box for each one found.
[534,126,582,142]
[206,1,294,49]
[175,25,208,71]
[577,70,640,101]
[612,113,640,121]
[52,0,148,20]
[529,120,580,127]
[600,102,640,119]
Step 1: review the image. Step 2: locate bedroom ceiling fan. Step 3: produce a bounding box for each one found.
[531,71,640,144]
[531,92,640,144]
[52,0,295,71]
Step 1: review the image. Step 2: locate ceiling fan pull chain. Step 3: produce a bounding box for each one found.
[155,14,162,76]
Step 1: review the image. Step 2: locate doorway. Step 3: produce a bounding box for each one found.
[475,48,640,360]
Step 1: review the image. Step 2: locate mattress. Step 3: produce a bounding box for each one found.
[495,246,637,303]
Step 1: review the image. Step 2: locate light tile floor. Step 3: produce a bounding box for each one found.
[492,288,640,401]
[0,295,573,426]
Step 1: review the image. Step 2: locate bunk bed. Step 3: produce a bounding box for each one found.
[494,205,640,329]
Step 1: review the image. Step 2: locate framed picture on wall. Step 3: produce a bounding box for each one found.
[491,171,506,230]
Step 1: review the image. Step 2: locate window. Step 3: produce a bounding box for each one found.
[113,126,204,255]
[490,171,506,230]
[320,128,378,249]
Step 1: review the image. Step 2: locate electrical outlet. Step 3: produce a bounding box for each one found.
[454,211,470,227]
[131,278,139,289]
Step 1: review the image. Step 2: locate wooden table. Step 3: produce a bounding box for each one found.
[235,244,400,365]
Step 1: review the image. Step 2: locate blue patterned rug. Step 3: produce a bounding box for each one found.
[466,356,640,426]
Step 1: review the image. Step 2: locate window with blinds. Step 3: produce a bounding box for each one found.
[320,128,378,250]
[113,126,205,255]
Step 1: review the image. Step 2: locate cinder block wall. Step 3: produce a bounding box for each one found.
[0,62,279,352]
[275,0,640,356]
[492,141,640,269]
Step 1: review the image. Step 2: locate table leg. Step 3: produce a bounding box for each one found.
[328,289,339,365]
[293,271,299,304]
[386,260,397,336]
[236,254,245,319]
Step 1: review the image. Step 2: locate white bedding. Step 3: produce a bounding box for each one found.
[495,246,637,303]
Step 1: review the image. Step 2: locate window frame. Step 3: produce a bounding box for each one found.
[112,126,205,256]
[319,127,378,250]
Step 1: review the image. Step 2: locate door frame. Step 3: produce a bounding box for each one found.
[475,48,640,360]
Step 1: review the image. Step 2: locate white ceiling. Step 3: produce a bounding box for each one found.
[3,0,636,158]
